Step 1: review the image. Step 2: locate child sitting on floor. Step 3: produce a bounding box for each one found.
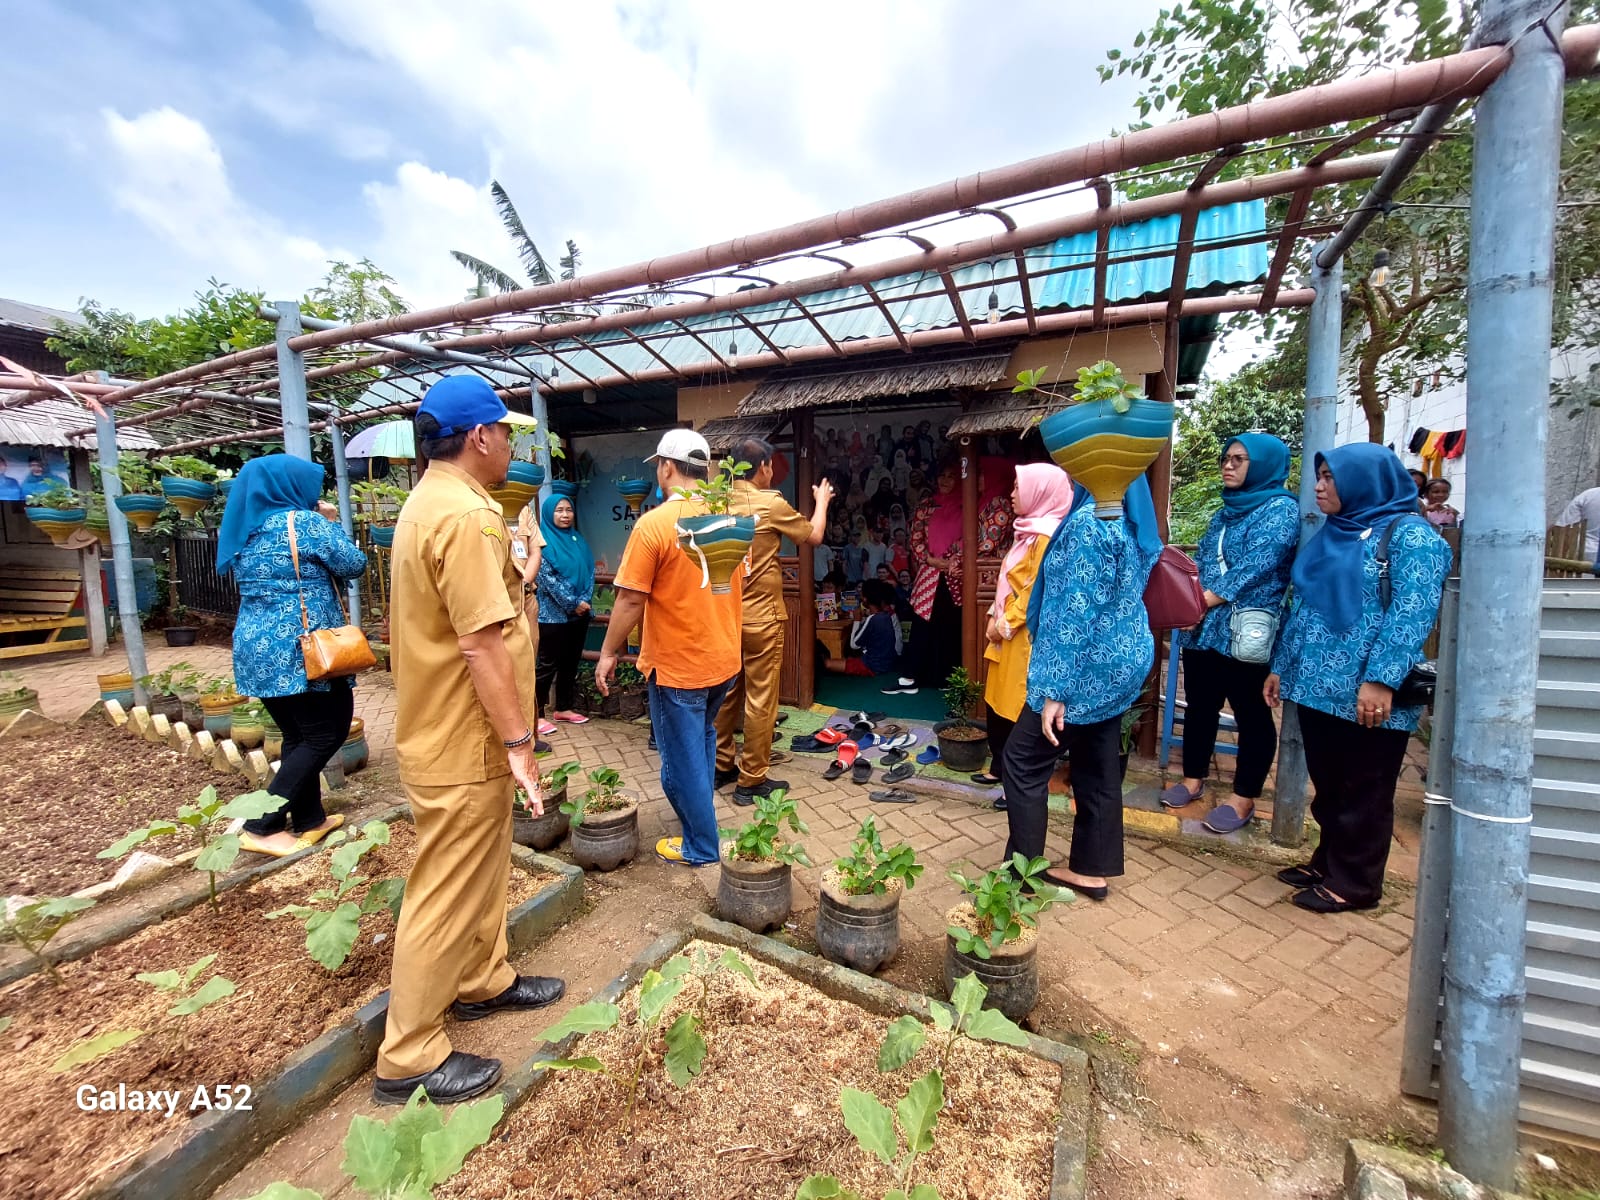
[824,580,902,677]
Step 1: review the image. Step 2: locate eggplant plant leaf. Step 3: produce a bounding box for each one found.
[536,1001,620,1043]
[417,1092,504,1186]
[51,1028,142,1073]
[542,1056,608,1072]
[194,834,241,875]
[637,970,685,1027]
[897,1069,944,1155]
[964,1007,1029,1048]
[877,1015,927,1072]
[662,1012,706,1086]
[305,903,362,970]
[218,790,282,823]
[795,1177,863,1200]
[170,974,235,1016]
[715,949,757,985]
[839,1087,897,1166]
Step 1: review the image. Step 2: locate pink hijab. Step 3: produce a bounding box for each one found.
[991,462,1074,635]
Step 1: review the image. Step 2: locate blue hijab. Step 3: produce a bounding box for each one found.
[1026,475,1163,637]
[1290,443,1420,631]
[538,491,594,600]
[1220,433,1294,524]
[216,455,325,576]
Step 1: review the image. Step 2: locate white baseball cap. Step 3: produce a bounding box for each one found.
[645,428,712,467]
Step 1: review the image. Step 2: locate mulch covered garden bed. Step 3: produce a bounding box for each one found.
[440,938,1066,1200]
[0,820,559,1200]
[0,718,227,896]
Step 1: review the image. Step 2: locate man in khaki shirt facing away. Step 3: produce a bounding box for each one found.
[714,437,832,804]
[374,375,564,1106]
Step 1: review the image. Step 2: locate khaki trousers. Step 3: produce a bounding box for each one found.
[714,620,785,788]
[377,774,518,1078]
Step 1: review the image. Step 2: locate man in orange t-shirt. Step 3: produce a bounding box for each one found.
[597,428,742,866]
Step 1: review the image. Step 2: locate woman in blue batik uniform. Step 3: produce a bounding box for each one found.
[1161,433,1301,833]
[1266,443,1449,913]
[999,476,1163,901]
[219,455,368,856]
[535,491,596,724]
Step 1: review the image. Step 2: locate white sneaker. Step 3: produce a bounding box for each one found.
[880,678,919,695]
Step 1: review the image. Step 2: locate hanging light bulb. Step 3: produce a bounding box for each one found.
[986,289,1001,324]
[727,335,738,367]
[1368,249,1392,290]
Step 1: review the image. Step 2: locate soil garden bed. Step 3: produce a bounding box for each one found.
[438,917,1084,1200]
[0,717,228,896]
[0,819,576,1200]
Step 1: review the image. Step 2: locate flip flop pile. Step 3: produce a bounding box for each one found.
[798,713,928,790]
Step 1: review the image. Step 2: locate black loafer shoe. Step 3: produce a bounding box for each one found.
[1276,864,1323,889]
[714,767,739,788]
[450,975,566,1022]
[732,778,789,806]
[373,1049,502,1105]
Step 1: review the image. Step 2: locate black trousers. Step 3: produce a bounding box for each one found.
[1299,704,1411,905]
[909,577,962,687]
[984,703,1016,783]
[1000,705,1124,877]
[1180,648,1277,798]
[537,613,592,711]
[247,687,354,836]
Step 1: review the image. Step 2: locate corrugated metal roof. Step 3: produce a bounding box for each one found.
[520,200,1268,387]
[0,298,84,335]
[0,396,160,450]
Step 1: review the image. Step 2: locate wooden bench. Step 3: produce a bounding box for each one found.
[0,566,87,659]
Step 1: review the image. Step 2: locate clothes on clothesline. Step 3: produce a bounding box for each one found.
[1407,427,1466,459]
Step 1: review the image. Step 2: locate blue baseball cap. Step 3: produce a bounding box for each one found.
[417,375,537,437]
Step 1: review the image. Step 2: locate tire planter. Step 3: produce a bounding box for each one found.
[569,799,639,871]
[24,505,87,547]
[159,475,217,520]
[617,478,651,515]
[263,719,283,762]
[114,492,166,531]
[718,853,793,933]
[230,707,265,750]
[0,688,39,731]
[935,719,990,772]
[944,904,1039,1022]
[1037,396,1175,519]
[339,717,370,774]
[815,868,902,974]
[199,695,241,739]
[512,783,570,850]
[164,626,199,647]
[97,671,135,710]
[676,513,756,595]
[368,523,396,549]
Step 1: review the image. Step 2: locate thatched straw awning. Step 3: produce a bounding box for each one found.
[698,415,783,454]
[737,350,1012,416]
[946,394,1071,437]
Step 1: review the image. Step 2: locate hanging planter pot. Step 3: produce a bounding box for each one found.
[24,504,88,547]
[339,717,370,774]
[164,626,199,647]
[114,493,166,532]
[368,523,396,549]
[617,479,651,515]
[489,481,539,521]
[1038,396,1174,518]
[675,513,755,595]
[85,509,112,548]
[159,475,217,520]
[505,461,546,488]
[217,477,235,499]
[550,479,578,499]
[263,716,283,761]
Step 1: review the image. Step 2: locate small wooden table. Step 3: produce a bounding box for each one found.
[816,618,851,660]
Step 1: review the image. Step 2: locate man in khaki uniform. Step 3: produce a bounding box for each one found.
[375,375,564,1106]
[714,437,833,804]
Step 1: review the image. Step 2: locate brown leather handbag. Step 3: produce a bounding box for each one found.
[287,511,376,680]
[1144,545,1208,631]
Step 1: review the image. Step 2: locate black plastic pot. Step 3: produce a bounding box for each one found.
[164,626,199,647]
[943,905,1039,1021]
[512,784,570,850]
[618,689,648,721]
[718,855,792,933]
[816,872,901,974]
[934,719,990,773]
[569,801,638,871]
[147,693,184,722]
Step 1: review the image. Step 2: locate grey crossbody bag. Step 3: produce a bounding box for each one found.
[1218,524,1280,664]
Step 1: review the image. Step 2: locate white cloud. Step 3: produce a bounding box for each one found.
[363,162,517,304]
[101,106,348,294]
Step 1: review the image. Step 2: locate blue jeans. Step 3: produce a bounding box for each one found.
[646,672,733,865]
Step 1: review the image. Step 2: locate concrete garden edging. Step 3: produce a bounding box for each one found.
[81,846,584,1200]
[485,912,1092,1200]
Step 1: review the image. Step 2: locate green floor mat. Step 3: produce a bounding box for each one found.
[813,673,948,722]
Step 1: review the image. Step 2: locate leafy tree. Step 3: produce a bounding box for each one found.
[1101,0,1600,434]
[451,180,581,294]
[1170,371,1306,544]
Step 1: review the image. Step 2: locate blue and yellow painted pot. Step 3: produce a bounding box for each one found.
[115,493,166,531]
[676,513,756,595]
[217,477,234,498]
[160,476,217,520]
[617,479,651,515]
[86,509,112,548]
[1038,397,1175,518]
[340,718,370,774]
[489,481,539,521]
[24,506,87,546]
[550,479,578,499]
[506,462,546,488]
[368,523,396,549]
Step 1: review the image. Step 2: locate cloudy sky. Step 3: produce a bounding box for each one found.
[5,0,1166,321]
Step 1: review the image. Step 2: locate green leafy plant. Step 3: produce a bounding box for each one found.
[728,788,812,867]
[560,766,630,827]
[140,661,203,698]
[835,816,923,897]
[100,785,282,910]
[947,854,1069,960]
[613,661,646,691]
[239,1087,504,1200]
[111,452,159,495]
[25,481,89,510]
[536,946,757,1130]
[1119,705,1146,756]
[52,954,236,1073]
[265,821,405,970]
[154,454,220,483]
[197,673,240,700]
[1,896,95,985]
[0,670,32,703]
[671,455,751,515]
[940,667,981,721]
[516,760,582,817]
[1011,357,1143,415]
[350,480,409,524]
[589,586,615,616]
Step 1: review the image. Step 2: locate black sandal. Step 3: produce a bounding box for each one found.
[970,772,1001,785]
[1290,885,1377,914]
[1276,864,1323,889]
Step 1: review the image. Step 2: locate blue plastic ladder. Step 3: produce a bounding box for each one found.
[1158,631,1239,770]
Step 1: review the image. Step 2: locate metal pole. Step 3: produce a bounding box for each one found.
[1439,0,1566,1184]
[95,400,150,705]
[258,305,544,380]
[1401,579,1459,1096]
[1271,245,1341,847]
[326,406,361,626]
[274,301,312,461]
